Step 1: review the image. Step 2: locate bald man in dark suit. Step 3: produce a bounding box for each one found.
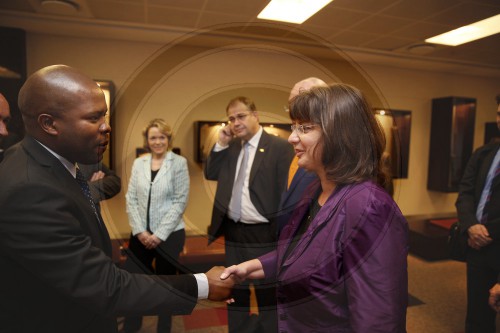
[0,65,233,333]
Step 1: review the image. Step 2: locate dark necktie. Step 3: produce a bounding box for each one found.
[76,168,105,230]
[229,142,249,222]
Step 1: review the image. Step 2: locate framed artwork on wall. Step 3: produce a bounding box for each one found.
[374,108,412,179]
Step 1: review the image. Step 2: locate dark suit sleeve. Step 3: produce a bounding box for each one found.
[0,181,197,317]
[204,145,230,180]
[456,148,482,234]
[80,163,122,202]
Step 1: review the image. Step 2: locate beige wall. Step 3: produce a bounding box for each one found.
[25,32,499,239]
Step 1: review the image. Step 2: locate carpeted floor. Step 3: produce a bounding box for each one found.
[117,254,500,333]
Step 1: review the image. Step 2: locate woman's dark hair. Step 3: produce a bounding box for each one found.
[142,118,173,150]
[289,83,391,189]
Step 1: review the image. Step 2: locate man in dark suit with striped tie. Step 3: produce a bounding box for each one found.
[205,96,294,332]
[0,64,234,333]
[456,93,500,333]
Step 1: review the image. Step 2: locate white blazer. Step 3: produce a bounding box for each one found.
[126,151,189,241]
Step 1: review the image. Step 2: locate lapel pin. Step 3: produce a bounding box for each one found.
[259,148,265,152]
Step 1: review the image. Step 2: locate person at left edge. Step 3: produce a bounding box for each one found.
[0,64,234,333]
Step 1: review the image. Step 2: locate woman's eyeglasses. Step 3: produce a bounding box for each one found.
[291,124,317,135]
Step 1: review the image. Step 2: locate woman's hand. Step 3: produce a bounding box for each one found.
[221,265,249,284]
[147,235,162,249]
[137,231,153,249]
[220,259,265,283]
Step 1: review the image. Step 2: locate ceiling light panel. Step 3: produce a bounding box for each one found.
[425,14,500,46]
[257,0,333,24]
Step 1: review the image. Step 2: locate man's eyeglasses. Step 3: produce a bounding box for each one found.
[228,113,250,124]
[291,124,317,135]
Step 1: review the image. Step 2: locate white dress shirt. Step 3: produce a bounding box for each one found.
[215,126,268,224]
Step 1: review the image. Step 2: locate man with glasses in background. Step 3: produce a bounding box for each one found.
[205,96,294,332]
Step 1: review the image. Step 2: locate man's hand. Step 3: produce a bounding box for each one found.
[467,224,493,249]
[206,266,235,301]
[489,283,500,312]
[217,125,233,147]
[89,171,106,182]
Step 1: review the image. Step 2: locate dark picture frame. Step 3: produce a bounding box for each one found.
[374,108,412,179]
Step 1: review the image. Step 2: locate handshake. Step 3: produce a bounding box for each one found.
[204,260,261,301]
[205,266,237,301]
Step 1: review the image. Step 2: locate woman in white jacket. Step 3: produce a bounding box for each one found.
[123,118,189,333]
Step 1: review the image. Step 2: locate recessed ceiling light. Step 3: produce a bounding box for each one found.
[407,44,436,55]
[40,0,79,14]
[257,0,333,24]
[425,14,500,46]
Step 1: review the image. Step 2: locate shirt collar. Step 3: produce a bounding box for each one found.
[246,126,263,148]
[36,140,77,178]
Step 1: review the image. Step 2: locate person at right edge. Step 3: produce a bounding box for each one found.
[222,84,408,332]
[456,93,500,333]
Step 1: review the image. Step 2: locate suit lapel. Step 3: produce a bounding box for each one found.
[154,151,172,182]
[249,130,270,185]
[491,146,500,190]
[480,144,500,191]
[282,168,312,205]
[22,136,112,256]
[288,168,306,193]
[141,154,152,182]
[228,141,242,188]
[279,184,351,271]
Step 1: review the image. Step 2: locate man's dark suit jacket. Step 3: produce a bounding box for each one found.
[204,130,294,244]
[0,136,198,333]
[456,142,500,269]
[276,167,317,234]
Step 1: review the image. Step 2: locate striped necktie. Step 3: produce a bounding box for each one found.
[76,168,101,223]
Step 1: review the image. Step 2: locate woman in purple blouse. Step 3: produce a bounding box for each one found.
[222,84,409,333]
